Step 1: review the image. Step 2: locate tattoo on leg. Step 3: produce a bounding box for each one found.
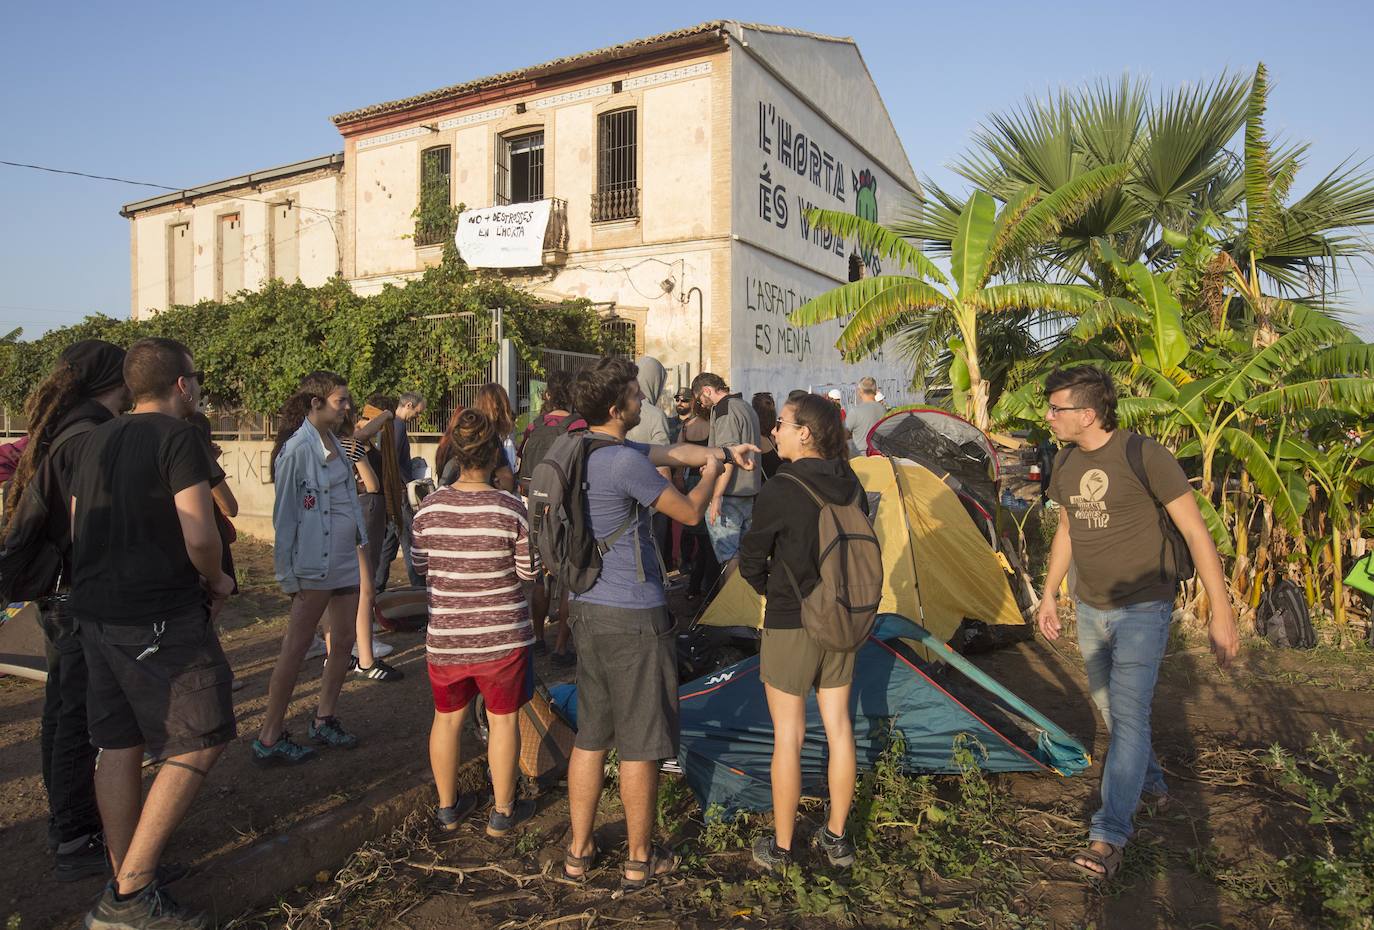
[163,759,209,777]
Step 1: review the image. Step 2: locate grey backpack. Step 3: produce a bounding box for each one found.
[776,474,884,652]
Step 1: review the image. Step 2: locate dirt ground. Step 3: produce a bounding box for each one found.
[3,539,1373,929]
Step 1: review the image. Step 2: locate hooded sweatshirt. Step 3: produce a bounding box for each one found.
[626,355,672,447]
[738,456,869,630]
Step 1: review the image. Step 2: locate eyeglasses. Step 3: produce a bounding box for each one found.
[1045,404,1087,416]
[185,370,204,383]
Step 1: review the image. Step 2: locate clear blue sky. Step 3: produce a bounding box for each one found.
[3,0,1371,338]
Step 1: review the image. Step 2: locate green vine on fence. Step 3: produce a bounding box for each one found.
[0,248,620,419]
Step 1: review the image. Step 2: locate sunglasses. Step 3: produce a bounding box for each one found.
[184,370,204,383]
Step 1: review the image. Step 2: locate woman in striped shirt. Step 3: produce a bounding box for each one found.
[411,408,540,836]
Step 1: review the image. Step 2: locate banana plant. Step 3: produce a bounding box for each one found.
[1274,433,1374,626]
[791,167,1127,430]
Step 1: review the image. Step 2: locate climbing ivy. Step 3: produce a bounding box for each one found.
[0,250,619,416]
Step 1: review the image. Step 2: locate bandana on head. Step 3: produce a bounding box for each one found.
[59,339,126,396]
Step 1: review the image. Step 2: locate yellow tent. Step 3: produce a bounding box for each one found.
[698,456,1024,655]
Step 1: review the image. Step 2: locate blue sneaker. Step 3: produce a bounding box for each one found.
[308,716,359,749]
[251,731,317,766]
[486,798,536,837]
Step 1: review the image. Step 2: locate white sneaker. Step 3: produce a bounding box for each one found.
[371,621,386,634]
[304,635,327,660]
[352,639,394,659]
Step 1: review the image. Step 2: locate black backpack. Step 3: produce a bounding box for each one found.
[0,421,96,603]
[527,433,653,597]
[1061,432,1195,586]
[1256,579,1316,649]
[516,413,584,495]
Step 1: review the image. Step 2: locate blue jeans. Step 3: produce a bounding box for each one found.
[1076,599,1172,848]
[706,495,754,562]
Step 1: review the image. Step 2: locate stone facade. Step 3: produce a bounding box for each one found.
[123,21,922,407]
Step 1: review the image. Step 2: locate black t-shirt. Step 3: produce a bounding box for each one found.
[69,413,215,623]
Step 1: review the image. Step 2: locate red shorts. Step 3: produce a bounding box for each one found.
[427,646,533,715]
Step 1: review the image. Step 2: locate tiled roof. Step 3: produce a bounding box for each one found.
[331,21,850,127]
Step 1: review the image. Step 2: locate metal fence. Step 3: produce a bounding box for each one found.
[419,310,502,434]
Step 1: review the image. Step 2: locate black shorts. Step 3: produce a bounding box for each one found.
[78,609,236,761]
[569,602,678,762]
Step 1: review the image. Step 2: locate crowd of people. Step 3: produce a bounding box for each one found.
[0,343,1241,927]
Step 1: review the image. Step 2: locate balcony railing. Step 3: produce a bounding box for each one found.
[543,197,569,253]
[592,187,640,223]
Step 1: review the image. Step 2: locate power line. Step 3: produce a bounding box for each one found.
[0,157,343,215]
[0,160,184,191]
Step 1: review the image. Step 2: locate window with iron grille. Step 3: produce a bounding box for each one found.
[594,109,638,222]
[415,145,452,246]
[495,131,544,205]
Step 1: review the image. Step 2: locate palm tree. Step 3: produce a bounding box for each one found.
[790,168,1126,430]
[954,66,1374,300]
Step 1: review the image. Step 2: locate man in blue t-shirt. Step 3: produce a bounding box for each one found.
[561,357,755,890]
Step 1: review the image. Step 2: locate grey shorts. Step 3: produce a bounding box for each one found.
[569,602,678,762]
[759,626,856,697]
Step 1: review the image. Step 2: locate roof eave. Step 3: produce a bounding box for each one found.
[331,24,731,132]
[120,152,344,217]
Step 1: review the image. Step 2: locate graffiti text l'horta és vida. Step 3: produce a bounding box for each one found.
[756,101,882,277]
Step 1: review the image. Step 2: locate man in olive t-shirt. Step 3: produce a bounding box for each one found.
[1036,365,1237,882]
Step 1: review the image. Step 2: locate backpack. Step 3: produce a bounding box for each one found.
[516,413,584,495]
[1061,432,1195,587]
[1256,579,1315,649]
[774,473,884,653]
[527,433,648,597]
[0,421,96,603]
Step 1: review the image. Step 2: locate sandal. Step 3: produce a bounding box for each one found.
[562,839,600,883]
[619,842,680,893]
[1070,843,1123,881]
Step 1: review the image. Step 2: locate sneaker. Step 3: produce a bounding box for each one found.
[251,731,318,766]
[813,826,856,867]
[352,639,394,659]
[486,798,536,837]
[85,879,207,929]
[304,635,327,661]
[309,716,359,749]
[751,835,792,873]
[54,832,109,883]
[433,793,481,832]
[352,657,404,682]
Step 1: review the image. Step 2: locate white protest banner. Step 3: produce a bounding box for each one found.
[454,200,553,268]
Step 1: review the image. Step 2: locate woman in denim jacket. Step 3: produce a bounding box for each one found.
[253,371,370,764]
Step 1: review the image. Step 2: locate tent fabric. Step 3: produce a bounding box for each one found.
[675,613,1088,814]
[867,408,1000,521]
[697,456,1022,654]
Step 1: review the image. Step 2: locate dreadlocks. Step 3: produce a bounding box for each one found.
[2,367,85,536]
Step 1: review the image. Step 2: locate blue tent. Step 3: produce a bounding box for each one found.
[551,614,1089,815]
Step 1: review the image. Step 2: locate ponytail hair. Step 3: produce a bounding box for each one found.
[787,393,848,460]
[269,370,347,481]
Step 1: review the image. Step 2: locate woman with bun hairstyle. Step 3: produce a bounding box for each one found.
[738,393,868,873]
[411,409,540,836]
[255,371,369,764]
